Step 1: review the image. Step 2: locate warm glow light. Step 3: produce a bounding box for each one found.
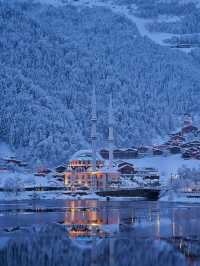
[156,213,160,238]
[90,223,99,227]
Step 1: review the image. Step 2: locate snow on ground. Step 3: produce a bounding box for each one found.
[35,0,64,6]
[129,155,200,184]
[0,190,104,201]
[0,191,63,201]
[33,0,178,46]
[180,0,200,7]
[66,0,177,46]
[0,141,63,189]
[1,153,200,201]
[0,171,62,188]
[160,191,200,203]
[67,0,194,52]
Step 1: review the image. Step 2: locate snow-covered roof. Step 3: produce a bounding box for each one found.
[70,150,103,161]
[118,164,134,170]
[99,166,119,174]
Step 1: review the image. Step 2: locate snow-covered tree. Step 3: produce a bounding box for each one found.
[0,1,200,166]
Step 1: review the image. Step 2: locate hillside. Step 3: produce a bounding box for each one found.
[0,0,200,165]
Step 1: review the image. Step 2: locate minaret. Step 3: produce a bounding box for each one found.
[108,94,114,170]
[91,87,97,190]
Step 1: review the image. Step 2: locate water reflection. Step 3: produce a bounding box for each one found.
[64,201,120,238]
[62,201,200,240]
[1,200,200,264]
[59,200,200,264]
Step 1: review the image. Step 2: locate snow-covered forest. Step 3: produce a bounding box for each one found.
[1,0,200,165]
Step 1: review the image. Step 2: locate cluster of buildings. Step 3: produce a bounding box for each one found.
[0,157,28,172]
[63,102,199,192]
[6,94,200,193]
[64,90,120,191]
[64,89,160,191]
[151,114,200,159]
[2,101,198,193]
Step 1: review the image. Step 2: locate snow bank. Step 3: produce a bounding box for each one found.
[129,155,200,184]
[160,190,200,203]
[0,171,62,188]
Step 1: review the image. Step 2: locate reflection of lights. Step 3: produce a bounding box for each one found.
[172,222,176,237]
[179,239,183,249]
[148,208,152,222]
[156,213,160,238]
[173,175,179,180]
[90,223,100,227]
[172,209,176,237]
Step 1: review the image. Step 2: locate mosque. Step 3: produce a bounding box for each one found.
[64,89,120,191]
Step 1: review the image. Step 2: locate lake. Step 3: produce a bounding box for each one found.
[0,199,200,266]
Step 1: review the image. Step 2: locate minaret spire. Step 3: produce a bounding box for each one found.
[108,94,114,170]
[92,87,97,123]
[91,87,97,190]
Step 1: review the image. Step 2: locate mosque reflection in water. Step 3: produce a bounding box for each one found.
[63,201,200,241]
[64,201,120,238]
[63,200,200,264]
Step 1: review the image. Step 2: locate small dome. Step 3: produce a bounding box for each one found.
[70,149,103,161]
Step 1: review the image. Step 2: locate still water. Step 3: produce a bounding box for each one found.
[0,199,200,266]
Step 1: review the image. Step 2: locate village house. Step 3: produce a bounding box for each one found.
[55,165,66,173]
[100,149,109,159]
[100,148,138,160]
[137,146,152,156]
[169,135,185,145]
[4,157,22,165]
[117,162,135,177]
[168,146,181,154]
[182,125,198,135]
[181,141,200,149]
[134,167,160,186]
[2,156,28,168]
[153,148,163,156]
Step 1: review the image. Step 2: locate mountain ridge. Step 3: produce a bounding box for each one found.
[0,0,200,165]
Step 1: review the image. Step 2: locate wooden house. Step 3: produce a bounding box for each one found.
[134,167,160,185]
[100,148,138,160]
[182,125,198,135]
[181,141,200,149]
[169,131,182,138]
[170,135,185,144]
[4,157,22,165]
[138,146,150,154]
[100,149,109,159]
[117,162,135,176]
[153,149,163,156]
[113,148,138,159]
[168,146,181,154]
[182,152,192,159]
[55,165,67,173]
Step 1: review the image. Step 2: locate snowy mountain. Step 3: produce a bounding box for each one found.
[0,0,200,165]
